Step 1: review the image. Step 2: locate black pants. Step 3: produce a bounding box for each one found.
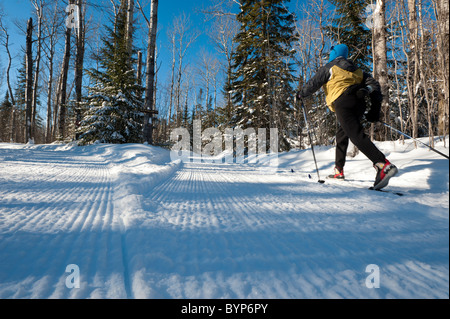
[333,93,385,170]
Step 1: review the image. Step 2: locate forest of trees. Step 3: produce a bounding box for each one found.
[0,0,448,152]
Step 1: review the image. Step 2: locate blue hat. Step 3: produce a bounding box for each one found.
[329,44,349,63]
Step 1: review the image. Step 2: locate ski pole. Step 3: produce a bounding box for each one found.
[381,122,449,160]
[300,100,325,183]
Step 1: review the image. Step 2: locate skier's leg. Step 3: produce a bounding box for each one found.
[334,93,398,189]
[335,125,349,170]
[334,94,385,165]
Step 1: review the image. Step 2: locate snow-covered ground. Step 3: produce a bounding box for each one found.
[0,138,448,299]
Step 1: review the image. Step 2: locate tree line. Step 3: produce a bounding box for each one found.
[0,0,448,152]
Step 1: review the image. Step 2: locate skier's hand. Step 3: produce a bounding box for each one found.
[366,99,381,123]
[366,110,380,123]
[295,91,305,104]
[356,87,370,99]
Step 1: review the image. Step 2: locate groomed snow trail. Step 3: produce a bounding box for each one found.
[0,144,139,298]
[126,162,448,299]
[0,142,448,299]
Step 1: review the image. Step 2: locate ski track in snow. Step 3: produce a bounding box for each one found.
[0,142,448,299]
[0,145,126,298]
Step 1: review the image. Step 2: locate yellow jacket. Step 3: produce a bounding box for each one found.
[299,57,378,112]
[323,66,363,112]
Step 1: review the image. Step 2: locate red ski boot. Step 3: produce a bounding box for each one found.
[327,167,345,180]
[373,159,398,190]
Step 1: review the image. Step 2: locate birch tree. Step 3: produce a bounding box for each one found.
[209,14,239,126]
[433,0,449,141]
[197,49,219,127]
[126,0,134,53]
[406,0,420,141]
[173,14,199,127]
[56,21,71,140]
[31,0,45,139]
[42,0,62,143]
[372,0,389,139]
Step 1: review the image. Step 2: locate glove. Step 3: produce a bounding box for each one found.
[366,99,381,123]
[356,87,370,99]
[371,89,383,104]
[295,90,305,104]
[366,109,380,123]
[356,84,378,99]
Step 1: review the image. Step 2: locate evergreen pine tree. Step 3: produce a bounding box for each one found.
[13,56,28,143]
[77,3,144,145]
[231,0,298,151]
[0,92,13,142]
[182,97,190,128]
[217,78,234,127]
[326,0,372,71]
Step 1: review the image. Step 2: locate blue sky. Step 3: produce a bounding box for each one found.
[0,0,306,120]
[0,0,224,97]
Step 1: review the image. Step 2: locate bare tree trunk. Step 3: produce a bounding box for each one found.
[168,31,176,125]
[44,1,62,143]
[408,0,420,143]
[209,14,238,123]
[31,0,44,140]
[199,51,212,115]
[46,59,54,143]
[44,2,60,143]
[126,0,135,55]
[74,0,85,140]
[52,89,59,139]
[144,0,158,144]
[25,18,33,143]
[391,2,405,144]
[416,0,434,147]
[172,14,199,127]
[434,0,449,143]
[372,0,389,140]
[58,19,72,140]
[176,54,183,127]
[137,50,143,84]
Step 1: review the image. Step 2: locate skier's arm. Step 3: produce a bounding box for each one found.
[363,72,382,99]
[297,65,331,99]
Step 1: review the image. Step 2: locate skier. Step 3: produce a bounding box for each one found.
[296,44,398,190]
